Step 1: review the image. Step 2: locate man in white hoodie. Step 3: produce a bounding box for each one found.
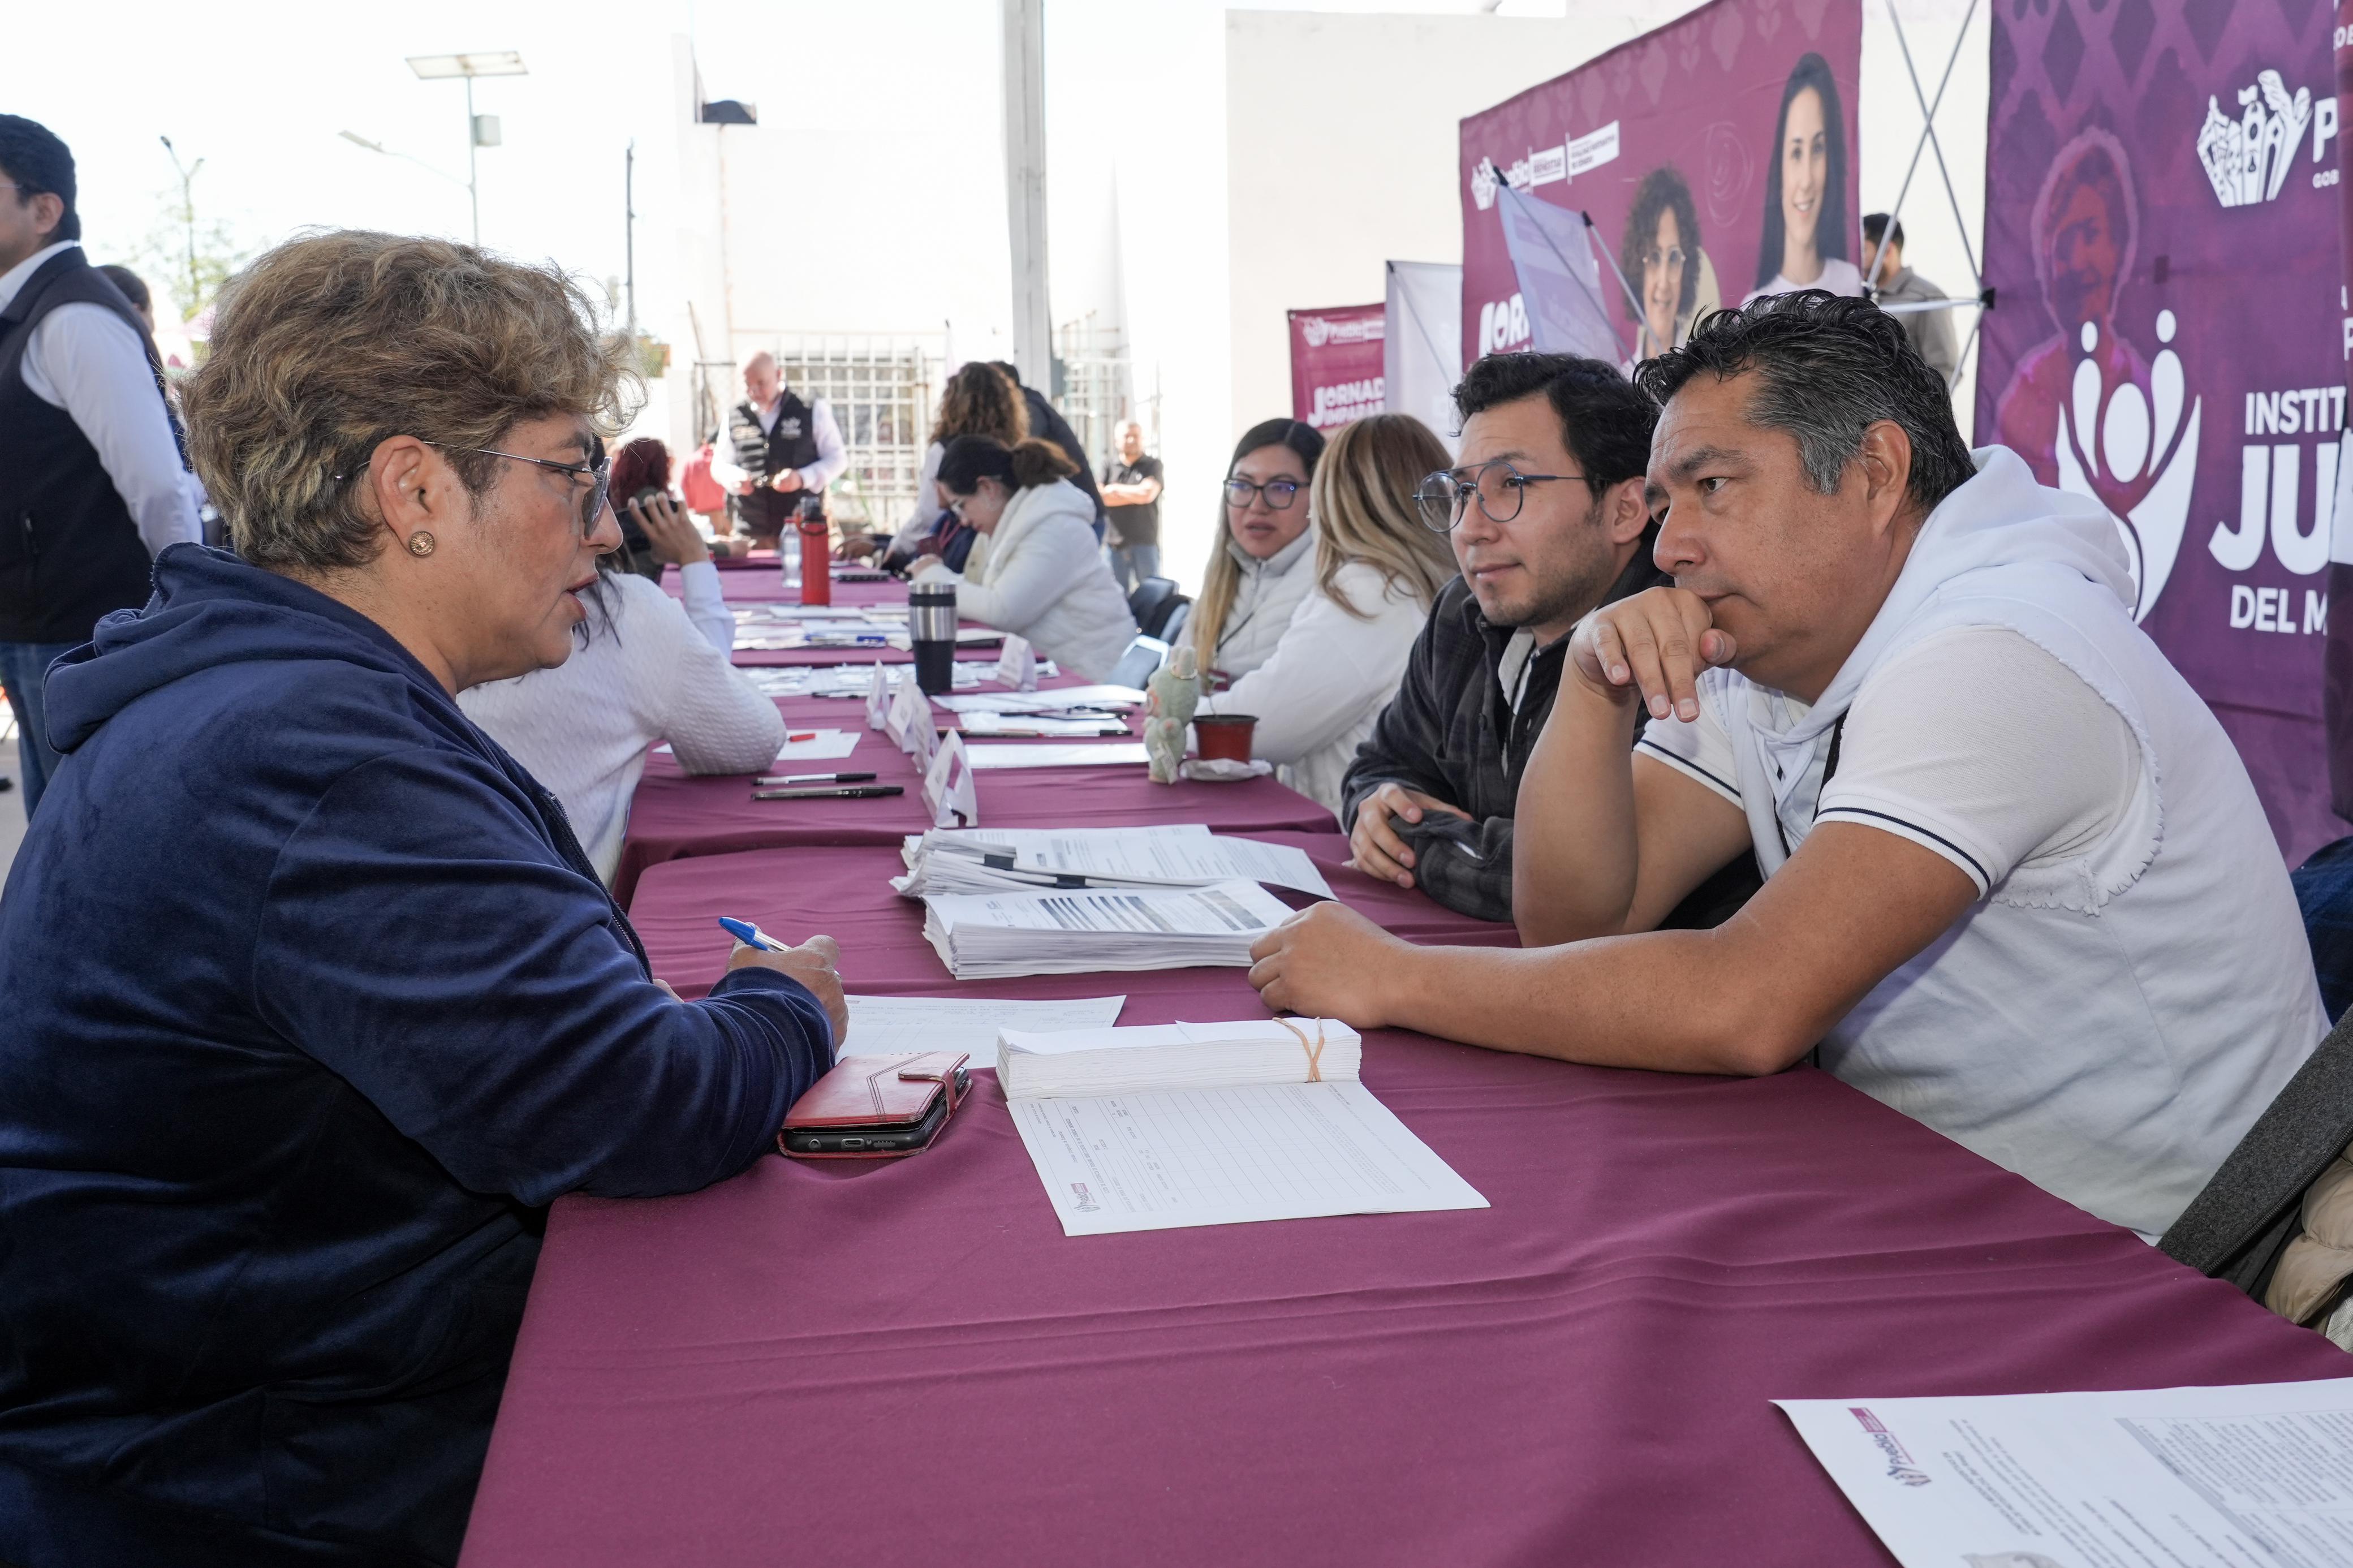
[1248,291,2324,1239]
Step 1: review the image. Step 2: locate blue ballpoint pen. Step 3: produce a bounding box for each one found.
[718,916,784,951]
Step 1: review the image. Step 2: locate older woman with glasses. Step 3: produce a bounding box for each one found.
[0,231,847,1568]
[1175,418,1326,686]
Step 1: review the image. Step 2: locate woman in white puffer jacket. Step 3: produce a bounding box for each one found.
[1176,419,1326,684]
[1201,414,1459,814]
[911,436,1137,681]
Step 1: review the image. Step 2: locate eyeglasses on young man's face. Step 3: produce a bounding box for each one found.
[1415,459,1586,533]
[425,440,610,537]
[1223,476,1303,511]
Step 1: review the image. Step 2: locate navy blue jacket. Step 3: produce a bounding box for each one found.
[0,546,833,1566]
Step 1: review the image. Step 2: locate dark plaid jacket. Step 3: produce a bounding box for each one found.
[1341,551,1759,927]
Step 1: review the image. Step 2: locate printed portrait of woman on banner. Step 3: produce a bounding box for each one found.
[1618,165,1721,356]
[1993,128,2153,513]
[1747,51,1860,303]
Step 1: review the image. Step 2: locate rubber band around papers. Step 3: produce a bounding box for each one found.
[1275,1018,1327,1083]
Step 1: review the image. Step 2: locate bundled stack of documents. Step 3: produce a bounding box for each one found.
[740,661,1031,699]
[931,686,1145,714]
[996,1018,1488,1235]
[894,824,1333,899]
[954,712,1129,738]
[997,1018,1363,1099]
[919,880,1296,979]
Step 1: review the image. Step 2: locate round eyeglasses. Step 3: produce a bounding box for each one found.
[1415,461,1585,532]
[1223,476,1303,511]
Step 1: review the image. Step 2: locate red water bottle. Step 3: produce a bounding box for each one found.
[796,496,831,606]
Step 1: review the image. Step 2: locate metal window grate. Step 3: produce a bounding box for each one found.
[771,337,937,531]
[1052,313,1152,476]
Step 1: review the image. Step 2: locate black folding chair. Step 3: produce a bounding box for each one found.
[1127,576,1189,640]
[2161,1008,2353,1301]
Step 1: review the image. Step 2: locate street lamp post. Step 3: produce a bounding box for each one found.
[403,51,527,245]
[158,135,202,313]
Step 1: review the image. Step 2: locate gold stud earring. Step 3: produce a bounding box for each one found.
[406,532,437,557]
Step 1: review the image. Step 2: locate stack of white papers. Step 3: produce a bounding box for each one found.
[919,879,1296,979]
[841,994,1125,1069]
[739,661,1030,699]
[895,824,1333,899]
[967,742,1149,770]
[997,1018,1488,1235]
[997,1018,1362,1099]
[932,686,1145,714]
[955,712,1130,738]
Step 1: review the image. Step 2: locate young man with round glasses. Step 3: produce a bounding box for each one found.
[1339,351,1757,924]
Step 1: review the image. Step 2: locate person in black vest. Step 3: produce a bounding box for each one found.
[989,359,1107,538]
[0,115,201,816]
[713,350,846,545]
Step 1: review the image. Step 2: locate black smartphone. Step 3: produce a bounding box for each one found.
[752,783,905,801]
[1394,812,1488,863]
[779,1069,969,1155]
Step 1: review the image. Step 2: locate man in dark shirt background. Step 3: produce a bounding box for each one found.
[1101,420,1163,590]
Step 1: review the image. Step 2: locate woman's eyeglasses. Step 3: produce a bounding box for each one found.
[1224,477,1302,511]
[333,440,613,537]
[1415,461,1584,532]
[427,440,610,537]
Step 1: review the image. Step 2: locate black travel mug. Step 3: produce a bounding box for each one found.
[910,583,958,696]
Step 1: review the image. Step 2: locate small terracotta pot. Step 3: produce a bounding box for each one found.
[1193,714,1259,763]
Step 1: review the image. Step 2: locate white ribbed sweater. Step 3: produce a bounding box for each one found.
[459,563,783,884]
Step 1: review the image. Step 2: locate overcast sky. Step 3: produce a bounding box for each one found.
[14,0,1567,329]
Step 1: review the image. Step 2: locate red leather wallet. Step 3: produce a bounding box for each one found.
[779,1052,971,1160]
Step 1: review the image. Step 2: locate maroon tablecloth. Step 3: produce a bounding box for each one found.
[464,830,2353,1566]
[611,691,1337,908]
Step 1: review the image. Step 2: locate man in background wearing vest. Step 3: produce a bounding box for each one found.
[716,351,847,546]
[0,117,201,816]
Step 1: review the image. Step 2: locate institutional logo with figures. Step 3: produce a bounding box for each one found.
[2050,309,2200,623]
[2197,71,2312,208]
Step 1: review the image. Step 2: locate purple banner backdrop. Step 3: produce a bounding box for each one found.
[1458,0,1863,366]
[1287,304,1387,431]
[1980,0,2346,861]
[2330,0,2353,823]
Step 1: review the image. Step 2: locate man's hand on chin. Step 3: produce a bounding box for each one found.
[1247,902,1407,1027]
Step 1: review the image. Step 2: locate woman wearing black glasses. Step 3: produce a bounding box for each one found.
[1176,417,1326,687]
[0,231,845,1568]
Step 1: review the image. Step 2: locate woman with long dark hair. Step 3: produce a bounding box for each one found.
[911,435,1137,680]
[1745,52,1860,303]
[838,360,1028,567]
[1176,417,1326,685]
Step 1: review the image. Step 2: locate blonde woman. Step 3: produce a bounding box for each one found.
[1203,414,1458,813]
[1176,418,1326,684]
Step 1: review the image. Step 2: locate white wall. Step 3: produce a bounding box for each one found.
[1222,9,1664,434]
[1219,0,1992,457]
